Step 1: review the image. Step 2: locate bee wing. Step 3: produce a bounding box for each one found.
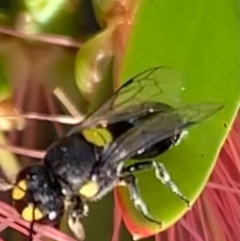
[67,66,182,135]
[102,103,224,163]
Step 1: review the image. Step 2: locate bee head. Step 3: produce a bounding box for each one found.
[12,165,64,224]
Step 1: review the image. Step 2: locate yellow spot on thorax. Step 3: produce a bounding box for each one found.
[21,204,44,222]
[79,181,99,198]
[82,128,113,147]
[12,179,27,200]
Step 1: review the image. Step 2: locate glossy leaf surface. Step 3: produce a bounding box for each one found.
[115,0,240,239]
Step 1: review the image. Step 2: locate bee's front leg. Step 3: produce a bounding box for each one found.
[67,196,88,240]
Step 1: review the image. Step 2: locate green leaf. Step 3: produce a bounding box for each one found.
[116,0,240,239]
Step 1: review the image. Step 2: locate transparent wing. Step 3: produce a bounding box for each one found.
[67,66,183,135]
[101,103,224,163]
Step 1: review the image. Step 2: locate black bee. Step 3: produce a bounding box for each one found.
[0,66,224,241]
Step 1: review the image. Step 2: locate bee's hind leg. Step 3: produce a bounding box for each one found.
[122,160,190,207]
[119,174,162,227]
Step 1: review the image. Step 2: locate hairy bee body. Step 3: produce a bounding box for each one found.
[44,134,101,196]
[2,66,223,241]
[43,102,179,199]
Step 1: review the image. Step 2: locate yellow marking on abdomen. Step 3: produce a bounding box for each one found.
[82,127,113,147]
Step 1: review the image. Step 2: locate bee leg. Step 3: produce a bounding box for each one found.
[122,161,190,207]
[64,195,75,209]
[120,174,162,227]
[70,196,89,218]
[68,196,87,240]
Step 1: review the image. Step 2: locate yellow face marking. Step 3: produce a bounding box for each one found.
[82,128,113,147]
[21,204,44,222]
[12,179,27,200]
[79,181,99,198]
